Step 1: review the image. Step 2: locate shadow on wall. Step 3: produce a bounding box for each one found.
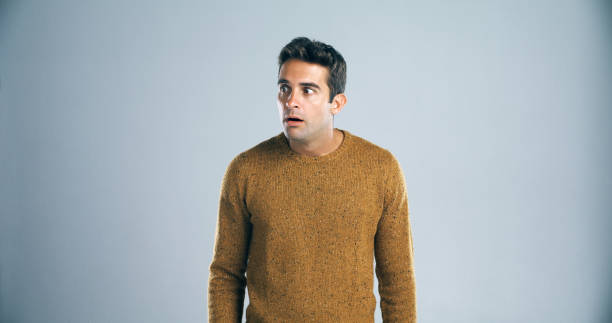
[601,276,612,323]
[604,0,612,32]
[600,1,612,321]
[0,0,18,43]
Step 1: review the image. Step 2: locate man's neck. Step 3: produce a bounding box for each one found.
[288,128,344,157]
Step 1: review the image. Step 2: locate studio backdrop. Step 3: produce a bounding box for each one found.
[1,1,611,322]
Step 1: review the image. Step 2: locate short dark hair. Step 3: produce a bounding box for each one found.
[278,37,346,103]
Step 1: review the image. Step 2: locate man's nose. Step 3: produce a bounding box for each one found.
[286,91,299,108]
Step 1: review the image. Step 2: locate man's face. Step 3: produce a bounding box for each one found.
[277,59,334,143]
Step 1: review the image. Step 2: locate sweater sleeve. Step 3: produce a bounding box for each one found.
[208,155,252,323]
[374,153,417,322]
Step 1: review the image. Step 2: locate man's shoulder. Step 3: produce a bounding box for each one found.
[225,132,284,170]
[346,130,398,164]
[348,131,406,187]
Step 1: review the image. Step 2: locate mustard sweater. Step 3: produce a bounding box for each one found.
[208,128,416,322]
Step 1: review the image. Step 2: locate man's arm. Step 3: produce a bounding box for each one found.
[375,153,417,322]
[208,155,252,323]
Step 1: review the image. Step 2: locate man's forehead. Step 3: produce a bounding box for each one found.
[278,59,328,83]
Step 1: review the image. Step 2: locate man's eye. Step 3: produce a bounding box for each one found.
[304,88,314,94]
[280,85,289,93]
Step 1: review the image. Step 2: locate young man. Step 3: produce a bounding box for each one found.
[208,37,417,322]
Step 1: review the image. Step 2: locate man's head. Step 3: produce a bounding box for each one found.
[277,37,347,143]
[278,37,346,103]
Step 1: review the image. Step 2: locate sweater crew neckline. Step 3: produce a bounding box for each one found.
[278,128,352,163]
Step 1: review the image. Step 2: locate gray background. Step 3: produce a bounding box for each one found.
[1,0,611,322]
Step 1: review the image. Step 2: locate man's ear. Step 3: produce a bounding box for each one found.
[329,93,347,116]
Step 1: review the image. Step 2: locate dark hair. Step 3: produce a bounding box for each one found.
[278,37,346,103]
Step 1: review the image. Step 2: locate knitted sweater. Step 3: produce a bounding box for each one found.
[208,128,416,322]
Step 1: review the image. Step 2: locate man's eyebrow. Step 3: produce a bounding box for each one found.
[277,79,321,90]
[300,82,320,90]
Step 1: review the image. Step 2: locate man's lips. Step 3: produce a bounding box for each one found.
[284,116,304,122]
[285,116,304,126]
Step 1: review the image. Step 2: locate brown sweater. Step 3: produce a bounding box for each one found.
[208,128,416,322]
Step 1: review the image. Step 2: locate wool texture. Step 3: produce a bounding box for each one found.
[208,128,416,322]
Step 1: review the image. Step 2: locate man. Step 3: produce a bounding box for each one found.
[208,36,417,322]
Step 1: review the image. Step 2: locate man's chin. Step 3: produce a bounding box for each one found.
[284,128,306,140]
